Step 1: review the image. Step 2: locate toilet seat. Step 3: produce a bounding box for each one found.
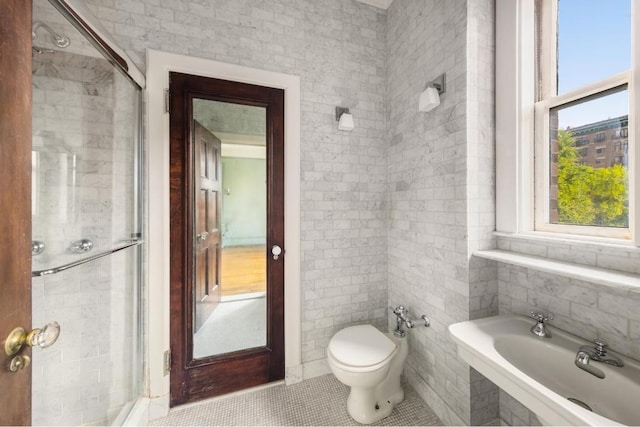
[328,325,397,371]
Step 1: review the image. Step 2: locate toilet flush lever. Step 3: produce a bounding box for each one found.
[271,245,283,260]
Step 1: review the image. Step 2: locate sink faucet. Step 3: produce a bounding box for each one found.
[575,340,624,379]
[529,311,553,338]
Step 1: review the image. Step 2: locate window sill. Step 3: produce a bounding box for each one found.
[494,231,640,253]
[474,249,640,292]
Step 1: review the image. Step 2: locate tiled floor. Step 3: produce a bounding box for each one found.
[149,374,443,426]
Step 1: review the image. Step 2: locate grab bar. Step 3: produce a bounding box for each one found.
[32,240,142,277]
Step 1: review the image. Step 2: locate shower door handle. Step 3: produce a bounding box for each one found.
[4,322,57,375]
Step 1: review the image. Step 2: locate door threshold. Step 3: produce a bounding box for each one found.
[220,291,266,302]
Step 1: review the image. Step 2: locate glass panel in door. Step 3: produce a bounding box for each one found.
[192,99,267,359]
[31,0,142,424]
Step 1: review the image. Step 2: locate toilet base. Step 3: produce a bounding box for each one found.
[346,383,404,424]
[328,329,409,424]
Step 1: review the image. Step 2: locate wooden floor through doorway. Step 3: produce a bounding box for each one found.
[221,245,266,296]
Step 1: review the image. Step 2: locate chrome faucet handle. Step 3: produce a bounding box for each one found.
[575,351,605,379]
[391,305,408,317]
[530,311,553,322]
[529,311,553,338]
[577,340,624,368]
[594,340,608,356]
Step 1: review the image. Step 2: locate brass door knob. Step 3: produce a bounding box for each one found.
[9,355,31,372]
[4,321,60,356]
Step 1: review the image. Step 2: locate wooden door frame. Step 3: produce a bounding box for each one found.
[146,51,301,408]
[168,72,285,405]
[0,1,33,424]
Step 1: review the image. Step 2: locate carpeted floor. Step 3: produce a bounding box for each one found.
[148,374,443,426]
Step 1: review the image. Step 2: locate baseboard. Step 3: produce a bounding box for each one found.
[285,364,303,385]
[302,358,331,379]
[147,394,170,421]
[121,398,149,426]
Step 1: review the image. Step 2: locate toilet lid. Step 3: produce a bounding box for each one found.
[328,325,396,367]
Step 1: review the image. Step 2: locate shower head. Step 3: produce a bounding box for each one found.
[32,21,70,48]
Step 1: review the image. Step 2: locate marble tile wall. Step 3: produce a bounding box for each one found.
[85,0,390,365]
[31,51,137,270]
[386,0,497,424]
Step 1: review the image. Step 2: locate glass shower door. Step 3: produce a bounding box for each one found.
[30,0,143,424]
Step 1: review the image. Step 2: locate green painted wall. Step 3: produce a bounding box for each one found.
[221,156,266,247]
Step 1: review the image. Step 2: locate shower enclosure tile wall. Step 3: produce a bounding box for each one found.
[31,0,142,424]
[32,51,136,266]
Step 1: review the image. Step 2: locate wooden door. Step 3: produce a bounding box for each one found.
[169,72,285,406]
[193,121,222,332]
[0,0,33,424]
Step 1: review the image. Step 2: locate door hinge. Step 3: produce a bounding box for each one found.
[164,89,170,113]
[163,349,171,376]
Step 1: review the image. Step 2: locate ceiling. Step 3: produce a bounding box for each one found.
[354,0,394,9]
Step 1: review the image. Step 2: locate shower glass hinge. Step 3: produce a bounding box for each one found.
[163,349,171,375]
[164,89,170,113]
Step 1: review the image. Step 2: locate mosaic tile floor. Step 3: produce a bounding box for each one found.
[149,374,443,426]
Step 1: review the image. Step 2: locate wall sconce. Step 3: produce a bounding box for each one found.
[336,107,354,131]
[418,73,446,112]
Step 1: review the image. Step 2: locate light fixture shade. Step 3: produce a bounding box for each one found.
[338,112,354,131]
[418,86,440,112]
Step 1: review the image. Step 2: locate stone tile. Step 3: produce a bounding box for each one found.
[149,374,442,426]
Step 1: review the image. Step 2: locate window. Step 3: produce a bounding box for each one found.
[534,0,633,237]
[496,0,639,244]
[575,138,589,147]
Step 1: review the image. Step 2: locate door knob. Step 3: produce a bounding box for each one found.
[9,355,31,372]
[4,321,60,356]
[196,231,209,243]
[271,245,283,260]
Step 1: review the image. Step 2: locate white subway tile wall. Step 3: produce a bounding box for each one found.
[84,0,390,365]
[387,0,497,424]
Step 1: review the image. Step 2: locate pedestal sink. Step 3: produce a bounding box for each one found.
[449,315,640,426]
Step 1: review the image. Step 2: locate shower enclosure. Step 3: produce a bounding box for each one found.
[30,0,144,424]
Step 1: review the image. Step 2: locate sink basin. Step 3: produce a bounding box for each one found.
[449,315,640,426]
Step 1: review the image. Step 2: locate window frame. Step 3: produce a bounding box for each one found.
[533,72,631,239]
[496,0,640,246]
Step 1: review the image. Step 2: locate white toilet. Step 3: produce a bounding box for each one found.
[327,324,408,424]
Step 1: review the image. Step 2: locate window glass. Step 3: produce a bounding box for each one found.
[549,88,629,228]
[557,0,631,94]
